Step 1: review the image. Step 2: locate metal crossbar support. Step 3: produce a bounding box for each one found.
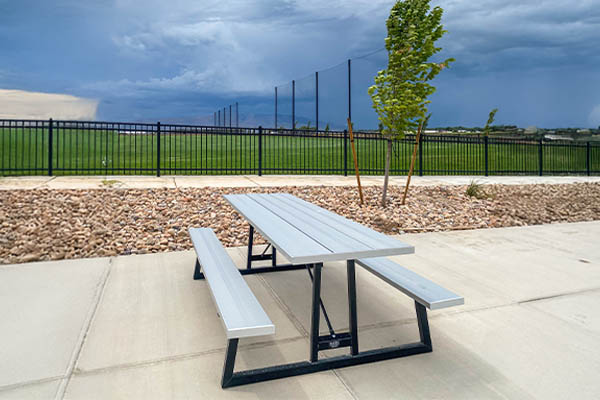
[219,296,433,388]
[247,225,276,268]
[193,224,300,280]
[306,265,335,336]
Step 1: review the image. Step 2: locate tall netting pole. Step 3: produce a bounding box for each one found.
[229,105,232,128]
[275,87,278,129]
[218,110,221,126]
[292,80,296,131]
[348,59,352,124]
[316,71,319,131]
[214,112,216,126]
[236,102,239,127]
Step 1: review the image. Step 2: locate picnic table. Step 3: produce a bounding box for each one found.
[190,193,463,388]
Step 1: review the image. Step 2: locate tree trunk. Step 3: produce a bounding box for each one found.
[382,139,392,207]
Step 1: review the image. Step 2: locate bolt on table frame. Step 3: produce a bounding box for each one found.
[195,224,432,388]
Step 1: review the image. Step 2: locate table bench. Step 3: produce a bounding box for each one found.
[356,257,464,311]
[189,228,276,387]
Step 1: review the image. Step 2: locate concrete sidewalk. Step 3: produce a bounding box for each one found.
[1,222,600,399]
[1,174,599,190]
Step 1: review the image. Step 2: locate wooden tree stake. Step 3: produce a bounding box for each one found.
[402,120,425,205]
[347,118,364,206]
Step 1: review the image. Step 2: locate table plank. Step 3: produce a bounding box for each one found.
[249,194,373,253]
[225,193,415,264]
[224,194,330,263]
[274,193,414,253]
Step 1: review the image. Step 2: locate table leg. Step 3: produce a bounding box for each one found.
[309,263,323,362]
[347,260,359,355]
[246,225,254,270]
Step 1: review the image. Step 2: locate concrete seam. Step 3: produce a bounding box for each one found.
[517,287,600,305]
[256,273,309,337]
[53,257,113,400]
[72,335,307,378]
[348,286,600,333]
[243,175,262,187]
[332,369,360,400]
[0,376,64,393]
[36,176,57,189]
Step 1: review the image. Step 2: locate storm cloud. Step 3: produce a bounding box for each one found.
[1,0,598,127]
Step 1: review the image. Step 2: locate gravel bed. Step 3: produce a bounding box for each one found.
[1,183,599,264]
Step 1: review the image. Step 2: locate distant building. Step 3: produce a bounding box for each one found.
[545,134,573,141]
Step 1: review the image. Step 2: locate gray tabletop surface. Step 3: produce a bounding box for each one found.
[224,193,414,264]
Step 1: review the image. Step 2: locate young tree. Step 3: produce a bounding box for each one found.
[369,0,453,206]
[484,108,498,136]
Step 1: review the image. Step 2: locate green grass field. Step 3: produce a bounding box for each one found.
[1,128,598,176]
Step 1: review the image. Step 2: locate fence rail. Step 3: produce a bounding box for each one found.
[1,119,599,177]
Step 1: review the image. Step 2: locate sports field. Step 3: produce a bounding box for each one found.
[1,127,598,176]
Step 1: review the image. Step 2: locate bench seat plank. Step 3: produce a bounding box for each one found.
[356,257,464,310]
[190,228,275,339]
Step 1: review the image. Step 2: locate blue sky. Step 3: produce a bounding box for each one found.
[1,0,599,129]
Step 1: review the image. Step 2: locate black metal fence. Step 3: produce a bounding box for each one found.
[1,119,599,177]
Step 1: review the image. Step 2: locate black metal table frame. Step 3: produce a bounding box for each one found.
[194,225,432,388]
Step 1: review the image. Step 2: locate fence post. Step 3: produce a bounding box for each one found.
[258,126,263,176]
[538,136,543,176]
[156,122,161,177]
[343,130,348,176]
[418,134,423,177]
[484,135,489,176]
[587,141,591,176]
[48,118,53,176]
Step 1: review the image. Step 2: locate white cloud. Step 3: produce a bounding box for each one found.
[0,89,98,120]
[589,104,600,128]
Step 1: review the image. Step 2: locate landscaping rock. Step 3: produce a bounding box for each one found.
[0,183,599,264]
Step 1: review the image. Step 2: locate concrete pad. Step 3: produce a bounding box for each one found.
[117,176,176,189]
[425,304,600,399]
[0,176,52,190]
[0,379,63,400]
[0,258,109,388]
[336,322,532,399]
[76,250,303,372]
[42,176,107,189]
[526,290,600,336]
[175,175,256,188]
[2,174,600,190]
[394,223,600,304]
[66,339,354,399]
[337,299,600,399]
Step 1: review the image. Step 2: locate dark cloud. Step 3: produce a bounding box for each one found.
[1,0,599,127]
